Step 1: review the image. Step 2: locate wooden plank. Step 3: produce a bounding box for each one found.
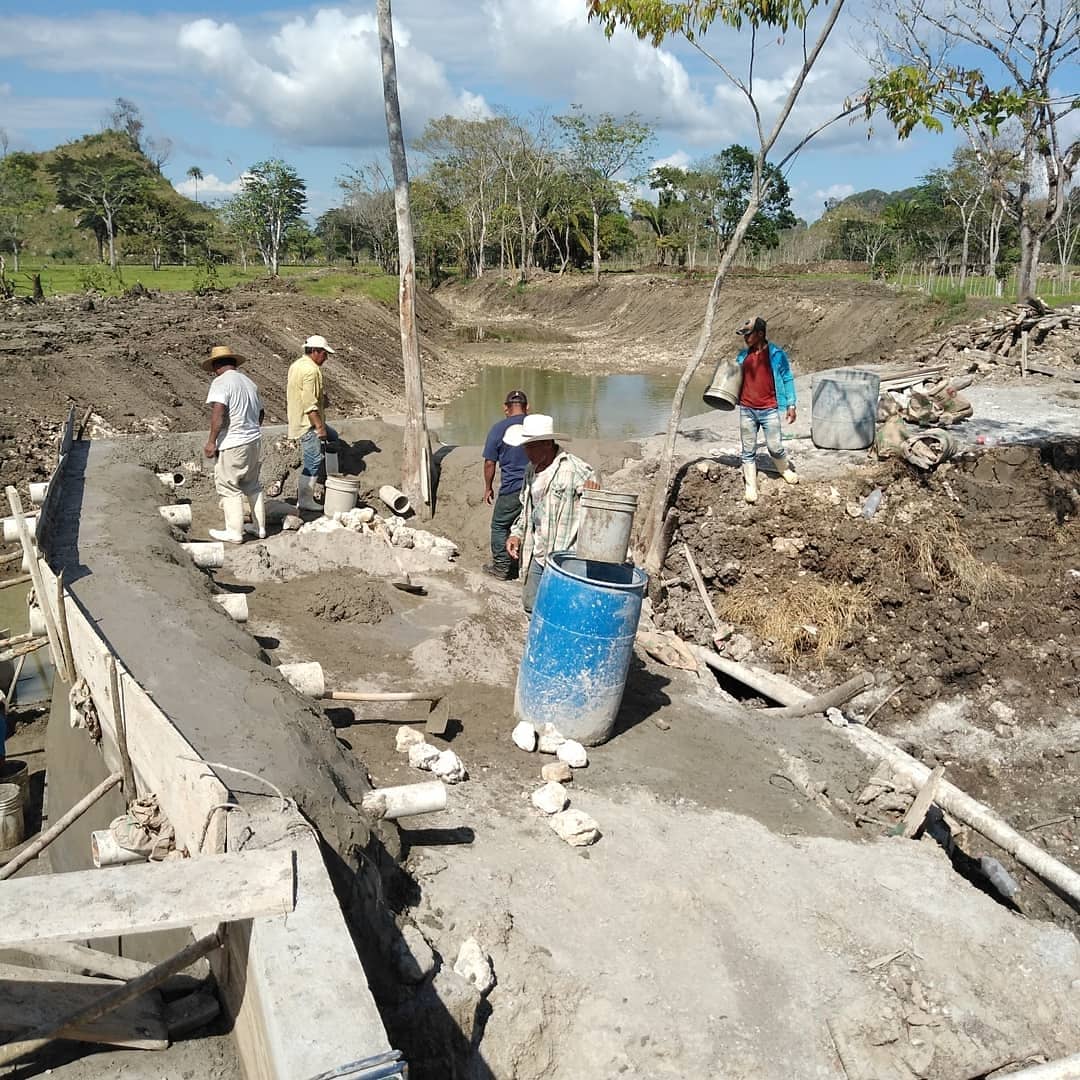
[696,646,814,707]
[0,848,295,946]
[898,764,945,838]
[1027,360,1080,382]
[0,962,167,1049]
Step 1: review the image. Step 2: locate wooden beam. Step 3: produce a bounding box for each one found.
[0,849,295,946]
[0,961,167,1050]
[1027,360,1080,382]
[897,764,945,838]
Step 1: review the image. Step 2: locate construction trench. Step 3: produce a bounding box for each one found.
[0,276,1079,1078]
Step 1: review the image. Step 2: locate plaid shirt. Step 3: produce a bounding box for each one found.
[510,450,598,565]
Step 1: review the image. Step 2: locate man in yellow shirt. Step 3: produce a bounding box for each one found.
[287,334,337,511]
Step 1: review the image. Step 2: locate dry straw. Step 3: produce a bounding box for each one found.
[901,514,1013,604]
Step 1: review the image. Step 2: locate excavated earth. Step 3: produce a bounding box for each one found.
[3,270,1080,1079]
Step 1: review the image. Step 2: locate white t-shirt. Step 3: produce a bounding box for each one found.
[206,368,263,450]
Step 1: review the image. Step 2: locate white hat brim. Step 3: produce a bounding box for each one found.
[503,427,568,447]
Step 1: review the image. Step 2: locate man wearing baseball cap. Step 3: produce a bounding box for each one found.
[481,389,530,579]
[287,334,338,511]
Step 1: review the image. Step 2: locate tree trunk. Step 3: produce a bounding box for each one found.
[106,218,117,271]
[1016,219,1040,301]
[11,241,18,274]
[592,206,600,283]
[377,0,432,520]
[639,195,762,575]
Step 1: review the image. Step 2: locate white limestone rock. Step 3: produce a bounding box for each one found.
[557,740,588,768]
[549,809,601,847]
[432,749,468,784]
[453,937,495,997]
[512,721,538,752]
[541,761,573,784]
[408,742,441,771]
[531,781,569,815]
[537,722,566,755]
[396,726,426,753]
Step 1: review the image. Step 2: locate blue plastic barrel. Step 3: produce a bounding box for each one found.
[514,552,648,746]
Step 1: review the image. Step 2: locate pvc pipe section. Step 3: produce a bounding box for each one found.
[158,504,192,528]
[213,594,248,622]
[2,516,37,543]
[279,661,325,697]
[28,607,46,636]
[28,483,48,507]
[1005,1053,1080,1079]
[157,472,186,490]
[180,542,224,569]
[378,485,411,516]
[91,829,147,868]
[361,781,447,820]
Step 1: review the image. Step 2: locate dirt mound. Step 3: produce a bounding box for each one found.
[309,574,392,624]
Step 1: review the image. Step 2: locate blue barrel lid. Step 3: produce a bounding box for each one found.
[548,551,648,591]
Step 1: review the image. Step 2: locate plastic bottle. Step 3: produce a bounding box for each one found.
[979,855,1019,901]
[861,488,883,519]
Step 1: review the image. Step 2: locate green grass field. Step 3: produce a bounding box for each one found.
[3,260,399,305]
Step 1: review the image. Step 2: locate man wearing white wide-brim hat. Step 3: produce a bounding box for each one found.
[504,414,599,613]
[202,345,266,543]
[287,333,338,511]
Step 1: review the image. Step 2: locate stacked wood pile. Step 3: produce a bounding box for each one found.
[887,302,1080,382]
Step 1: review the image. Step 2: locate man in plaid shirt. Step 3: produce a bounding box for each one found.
[505,414,600,613]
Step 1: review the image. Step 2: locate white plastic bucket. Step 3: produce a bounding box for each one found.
[0,783,25,851]
[324,475,360,517]
[576,490,638,565]
[811,368,881,450]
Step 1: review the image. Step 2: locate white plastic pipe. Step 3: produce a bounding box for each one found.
[379,485,411,516]
[91,830,147,868]
[158,504,192,528]
[28,606,46,636]
[28,483,48,507]
[180,542,224,569]
[361,781,447,820]
[1005,1053,1080,1079]
[279,661,325,697]
[212,594,248,622]
[157,472,186,490]
[2,516,37,543]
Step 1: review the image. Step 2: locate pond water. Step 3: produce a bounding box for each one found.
[438,365,716,445]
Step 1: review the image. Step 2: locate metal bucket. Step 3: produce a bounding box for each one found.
[703,358,743,411]
[576,490,638,565]
[0,783,24,851]
[323,475,360,517]
[515,553,647,746]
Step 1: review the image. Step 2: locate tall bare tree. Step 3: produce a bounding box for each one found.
[376,0,433,518]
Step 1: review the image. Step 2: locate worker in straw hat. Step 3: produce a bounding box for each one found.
[287,334,338,512]
[504,414,600,613]
[202,345,266,543]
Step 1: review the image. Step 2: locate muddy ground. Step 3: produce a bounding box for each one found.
[4,272,1080,1078]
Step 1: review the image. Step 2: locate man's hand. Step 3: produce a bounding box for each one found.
[786,406,797,425]
[506,535,521,560]
[484,487,495,506]
[203,440,217,459]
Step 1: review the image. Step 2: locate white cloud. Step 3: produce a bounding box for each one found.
[173,172,244,200]
[178,9,490,147]
[653,150,692,170]
[0,83,106,132]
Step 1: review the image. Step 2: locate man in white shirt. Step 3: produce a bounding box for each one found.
[202,345,266,543]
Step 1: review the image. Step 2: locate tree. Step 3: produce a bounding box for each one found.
[146,135,173,174]
[107,97,145,154]
[47,152,147,269]
[556,106,652,282]
[706,145,797,254]
[377,0,433,518]
[589,0,847,573]
[338,163,399,272]
[923,150,987,284]
[186,166,204,204]
[226,159,306,276]
[0,152,46,272]
[867,0,1080,300]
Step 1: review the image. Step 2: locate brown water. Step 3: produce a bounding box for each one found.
[438,365,714,445]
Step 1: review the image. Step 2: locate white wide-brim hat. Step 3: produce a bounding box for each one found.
[503,413,569,446]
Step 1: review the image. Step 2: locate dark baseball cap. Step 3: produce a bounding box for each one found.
[505,389,528,404]
[736,316,767,336]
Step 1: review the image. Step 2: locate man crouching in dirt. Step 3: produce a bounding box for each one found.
[735,315,798,504]
[504,414,600,614]
[202,345,266,543]
[287,334,338,511]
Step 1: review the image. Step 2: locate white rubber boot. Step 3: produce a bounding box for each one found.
[771,455,799,485]
[244,491,267,539]
[742,463,758,504]
[209,494,245,544]
[296,475,321,512]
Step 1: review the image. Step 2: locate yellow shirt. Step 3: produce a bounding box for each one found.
[286,356,325,439]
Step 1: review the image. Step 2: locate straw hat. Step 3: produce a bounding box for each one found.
[503,414,569,446]
[201,345,246,372]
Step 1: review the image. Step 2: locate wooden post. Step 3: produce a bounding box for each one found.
[0,574,32,590]
[54,568,74,684]
[1020,329,1029,377]
[105,654,138,804]
[4,488,63,673]
[376,0,433,520]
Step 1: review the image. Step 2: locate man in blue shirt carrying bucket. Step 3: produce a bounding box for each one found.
[482,390,530,580]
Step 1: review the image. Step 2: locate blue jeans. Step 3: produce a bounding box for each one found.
[739,407,787,465]
[299,425,338,478]
[522,560,544,614]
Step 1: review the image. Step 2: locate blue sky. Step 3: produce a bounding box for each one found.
[0,1,1036,224]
